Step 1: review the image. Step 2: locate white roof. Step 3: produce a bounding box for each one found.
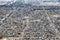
[53,15,60,17]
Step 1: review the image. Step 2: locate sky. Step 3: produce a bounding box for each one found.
[0,0,58,2]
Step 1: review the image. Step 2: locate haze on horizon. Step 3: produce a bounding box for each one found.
[0,0,59,5]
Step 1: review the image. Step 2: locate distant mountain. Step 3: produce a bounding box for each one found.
[23,0,58,3]
[0,0,16,5]
[58,0,60,2]
[0,0,59,7]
